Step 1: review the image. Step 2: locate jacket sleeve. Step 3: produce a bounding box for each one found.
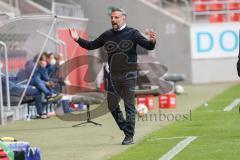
[237,60,240,77]
[237,31,240,77]
[134,30,156,50]
[75,33,105,50]
[42,69,50,81]
[32,71,41,84]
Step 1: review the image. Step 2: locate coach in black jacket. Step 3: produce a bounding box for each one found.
[237,32,240,77]
[69,7,156,145]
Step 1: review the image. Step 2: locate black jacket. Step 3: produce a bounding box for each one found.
[237,31,240,77]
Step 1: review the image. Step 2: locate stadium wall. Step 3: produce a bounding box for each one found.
[190,23,239,83]
[73,0,239,84]
[76,0,192,82]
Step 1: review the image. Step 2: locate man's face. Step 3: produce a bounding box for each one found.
[38,55,47,68]
[39,59,47,68]
[111,11,126,31]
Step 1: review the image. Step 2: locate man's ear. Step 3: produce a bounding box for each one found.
[122,15,126,20]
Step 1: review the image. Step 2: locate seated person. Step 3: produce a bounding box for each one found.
[30,53,62,101]
[55,53,65,66]
[46,52,57,76]
[237,40,240,77]
[48,53,66,80]
[44,52,67,94]
[1,73,47,119]
[16,54,38,83]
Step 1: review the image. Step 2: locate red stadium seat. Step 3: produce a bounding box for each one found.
[209,0,224,11]
[230,13,240,21]
[209,14,225,23]
[228,0,240,10]
[192,0,207,12]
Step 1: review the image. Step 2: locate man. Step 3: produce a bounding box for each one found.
[1,73,48,119]
[30,53,62,101]
[237,31,240,77]
[69,7,156,145]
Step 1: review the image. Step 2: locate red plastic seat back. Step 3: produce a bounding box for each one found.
[192,0,207,12]
[209,14,225,23]
[230,13,240,21]
[209,0,224,11]
[228,0,240,10]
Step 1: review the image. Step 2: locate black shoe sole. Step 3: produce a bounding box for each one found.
[122,141,134,145]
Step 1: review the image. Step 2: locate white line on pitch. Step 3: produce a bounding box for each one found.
[147,136,186,142]
[223,98,240,112]
[159,136,198,160]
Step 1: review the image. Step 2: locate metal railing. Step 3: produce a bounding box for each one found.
[162,0,191,20]
[31,0,52,10]
[0,0,20,17]
[0,41,11,111]
[2,0,19,10]
[145,0,240,23]
[145,0,192,21]
[0,62,4,125]
[52,1,84,18]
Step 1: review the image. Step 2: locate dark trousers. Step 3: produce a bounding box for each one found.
[107,72,137,137]
[31,79,52,96]
[25,86,45,116]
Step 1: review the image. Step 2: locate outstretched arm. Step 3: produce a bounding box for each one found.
[69,29,104,50]
[237,31,240,77]
[135,29,156,50]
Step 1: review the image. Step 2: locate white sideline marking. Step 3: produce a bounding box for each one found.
[147,136,185,142]
[223,98,240,112]
[159,136,198,160]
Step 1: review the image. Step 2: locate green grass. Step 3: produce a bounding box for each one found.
[109,84,240,160]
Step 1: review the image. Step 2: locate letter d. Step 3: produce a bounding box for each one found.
[196,32,213,52]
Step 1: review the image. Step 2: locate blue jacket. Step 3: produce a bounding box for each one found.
[30,66,49,85]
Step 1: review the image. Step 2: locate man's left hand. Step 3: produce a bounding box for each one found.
[146,29,156,43]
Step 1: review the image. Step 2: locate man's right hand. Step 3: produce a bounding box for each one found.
[237,59,240,77]
[69,29,79,41]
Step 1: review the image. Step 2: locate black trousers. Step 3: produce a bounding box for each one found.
[107,72,137,137]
